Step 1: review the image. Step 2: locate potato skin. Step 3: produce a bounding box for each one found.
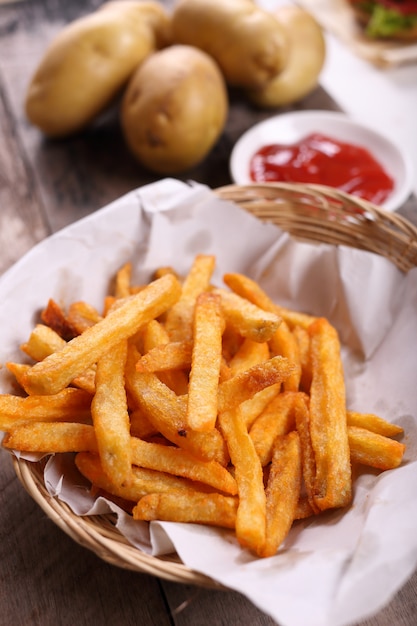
[247,6,326,108]
[25,1,171,137]
[121,45,228,174]
[171,0,289,88]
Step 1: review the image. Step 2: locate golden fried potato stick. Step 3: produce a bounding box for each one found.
[21,273,181,396]
[136,340,192,372]
[41,298,77,340]
[292,324,312,392]
[18,323,97,394]
[308,317,352,511]
[221,325,244,362]
[249,391,299,466]
[213,287,281,343]
[129,408,159,439]
[152,265,180,281]
[21,323,67,360]
[269,320,302,392]
[218,355,295,414]
[141,319,189,395]
[348,426,405,470]
[75,452,210,502]
[346,411,404,438]
[164,254,215,341]
[92,339,131,487]
[236,385,281,431]
[187,292,224,432]
[130,437,237,495]
[125,346,229,465]
[0,387,92,430]
[133,491,238,529]
[228,338,270,376]
[223,272,316,329]
[221,273,302,390]
[218,408,266,554]
[114,262,132,299]
[260,431,302,558]
[295,497,315,521]
[2,422,96,453]
[294,391,320,514]
[66,301,103,334]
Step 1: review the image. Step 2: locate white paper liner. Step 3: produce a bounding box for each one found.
[1,178,417,626]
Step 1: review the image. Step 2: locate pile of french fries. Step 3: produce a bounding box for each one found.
[0,254,406,558]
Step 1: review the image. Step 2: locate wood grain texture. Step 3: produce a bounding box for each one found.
[0,1,416,625]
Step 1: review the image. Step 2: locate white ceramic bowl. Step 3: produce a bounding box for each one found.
[230,110,414,212]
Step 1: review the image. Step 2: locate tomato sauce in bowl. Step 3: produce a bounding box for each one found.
[249,132,394,205]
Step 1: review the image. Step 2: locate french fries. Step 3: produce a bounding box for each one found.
[0,254,406,560]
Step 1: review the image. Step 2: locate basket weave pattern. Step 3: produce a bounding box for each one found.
[11,183,417,586]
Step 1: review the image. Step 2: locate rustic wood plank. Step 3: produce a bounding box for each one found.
[0,456,172,626]
[0,71,48,273]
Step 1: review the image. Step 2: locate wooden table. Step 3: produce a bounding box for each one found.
[1,1,417,624]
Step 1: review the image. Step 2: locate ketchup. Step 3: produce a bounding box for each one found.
[249,132,394,205]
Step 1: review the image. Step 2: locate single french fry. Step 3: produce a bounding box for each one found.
[218,355,295,414]
[249,391,299,466]
[75,452,209,502]
[21,274,181,396]
[41,298,78,340]
[5,362,31,388]
[308,318,352,511]
[152,266,180,281]
[19,323,97,394]
[228,338,270,377]
[260,431,302,558]
[223,272,316,329]
[2,422,96,453]
[136,340,192,372]
[164,254,215,341]
[0,387,92,430]
[293,325,312,392]
[218,408,266,554]
[236,385,280,431]
[114,262,132,299]
[92,340,131,486]
[130,437,237,495]
[21,324,67,360]
[294,392,320,514]
[66,301,103,334]
[269,320,302,392]
[346,411,404,438]
[133,491,238,529]
[348,426,405,470]
[187,292,224,432]
[213,287,281,343]
[125,346,229,465]
[129,408,159,439]
[141,319,189,395]
[295,497,315,520]
[221,325,244,362]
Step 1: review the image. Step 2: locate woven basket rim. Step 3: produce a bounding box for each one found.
[9,182,417,586]
[215,182,417,273]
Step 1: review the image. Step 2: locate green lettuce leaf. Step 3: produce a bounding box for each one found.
[367,5,417,37]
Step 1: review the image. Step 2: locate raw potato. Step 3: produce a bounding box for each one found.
[247,6,326,108]
[121,45,228,174]
[171,0,289,88]
[25,1,171,137]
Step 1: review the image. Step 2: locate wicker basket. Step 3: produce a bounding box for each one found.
[11,183,417,588]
